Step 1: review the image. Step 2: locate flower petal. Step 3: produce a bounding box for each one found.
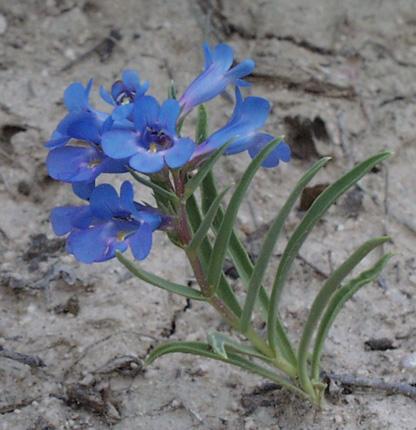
[71,206,94,229]
[133,96,160,131]
[128,222,152,260]
[164,138,195,169]
[238,96,270,129]
[112,103,134,121]
[203,42,213,68]
[100,157,128,174]
[120,180,135,212]
[89,184,120,219]
[50,206,83,235]
[248,134,291,168]
[45,130,70,149]
[99,85,115,105]
[57,112,101,143]
[212,43,234,71]
[226,59,255,80]
[159,99,180,133]
[47,146,103,183]
[122,70,141,90]
[67,225,110,264]
[224,135,255,155]
[64,82,89,112]
[129,150,165,174]
[276,141,292,162]
[101,129,139,159]
[72,181,95,200]
[111,80,125,101]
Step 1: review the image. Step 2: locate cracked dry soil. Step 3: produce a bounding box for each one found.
[1,0,416,429]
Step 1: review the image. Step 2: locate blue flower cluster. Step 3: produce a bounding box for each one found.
[47,43,291,263]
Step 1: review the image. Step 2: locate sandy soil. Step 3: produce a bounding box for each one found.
[1,0,416,429]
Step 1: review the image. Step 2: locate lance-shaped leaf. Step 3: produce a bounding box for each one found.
[195,104,208,144]
[145,340,306,398]
[240,157,331,334]
[187,188,229,254]
[200,170,294,367]
[201,171,270,317]
[267,151,392,352]
[207,138,283,295]
[297,236,390,398]
[116,252,205,301]
[129,169,178,204]
[186,194,242,317]
[184,143,229,200]
[310,253,392,381]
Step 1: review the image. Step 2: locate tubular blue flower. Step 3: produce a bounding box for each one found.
[46,78,111,150]
[179,43,255,114]
[100,70,149,121]
[101,96,196,174]
[51,181,162,263]
[46,80,96,149]
[193,89,291,168]
[193,88,270,157]
[46,112,129,187]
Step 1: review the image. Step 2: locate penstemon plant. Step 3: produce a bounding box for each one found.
[46,42,392,406]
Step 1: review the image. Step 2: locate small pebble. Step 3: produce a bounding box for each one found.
[170,399,182,409]
[0,15,7,35]
[400,352,416,369]
[64,48,76,60]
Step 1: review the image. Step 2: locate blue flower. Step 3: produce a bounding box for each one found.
[46,80,97,149]
[46,112,129,190]
[193,89,291,167]
[179,43,255,114]
[101,96,195,174]
[100,70,149,121]
[194,88,268,156]
[46,80,131,193]
[51,181,162,263]
[46,79,111,150]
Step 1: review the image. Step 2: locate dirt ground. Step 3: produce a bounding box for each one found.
[1,0,416,429]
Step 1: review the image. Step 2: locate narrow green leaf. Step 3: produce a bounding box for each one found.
[195,105,208,144]
[116,252,205,301]
[168,80,177,99]
[187,188,229,253]
[129,169,178,203]
[208,138,283,294]
[311,254,392,381]
[184,143,229,200]
[207,332,271,360]
[201,171,270,317]
[186,194,242,317]
[201,170,219,214]
[199,169,294,365]
[145,340,306,398]
[267,151,392,352]
[297,236,390,398]
[240,157,331,334]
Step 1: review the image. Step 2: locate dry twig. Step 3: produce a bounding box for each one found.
[0,346,45,368]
